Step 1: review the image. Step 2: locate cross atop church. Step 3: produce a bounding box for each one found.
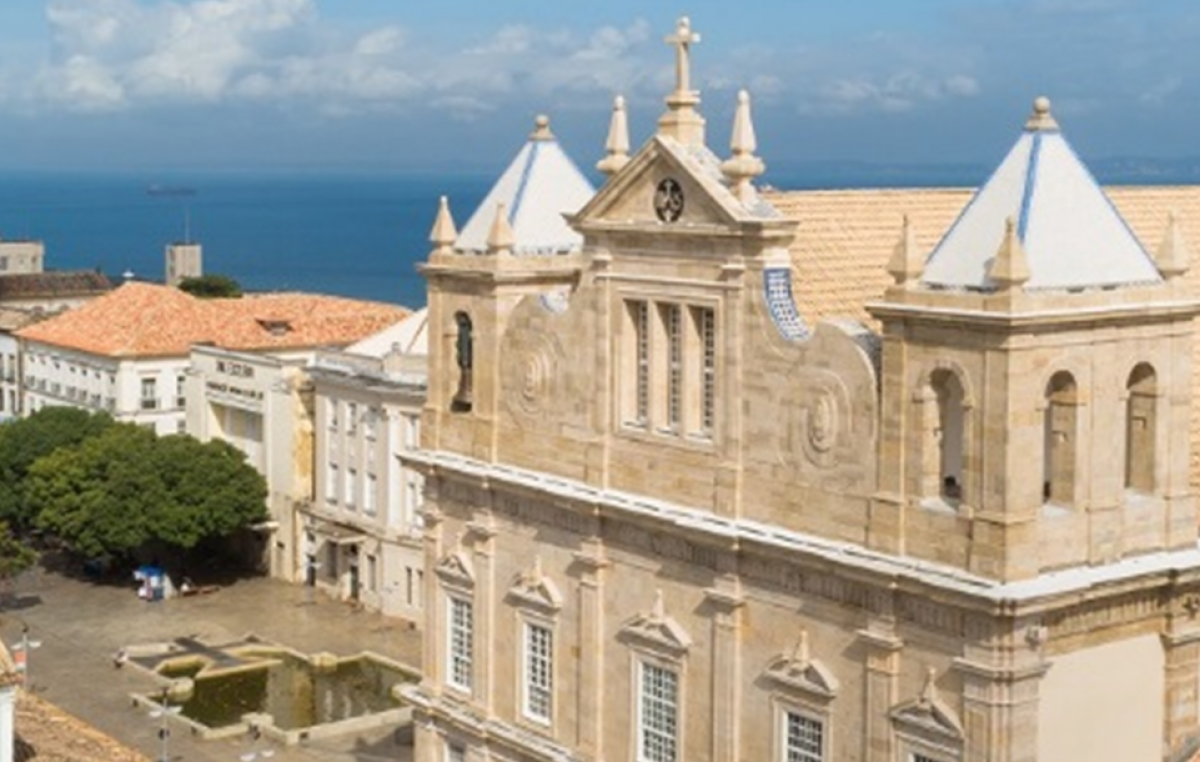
[665,16,700,97]
[657,16,706,145]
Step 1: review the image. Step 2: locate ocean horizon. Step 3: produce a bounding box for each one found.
[0,158,1196,309]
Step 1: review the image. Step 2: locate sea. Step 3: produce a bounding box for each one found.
[0,158,1194,309]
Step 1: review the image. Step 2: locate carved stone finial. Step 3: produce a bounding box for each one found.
[987,217,1031,290]
[429,196,458,253]
[1024,95,1059,132]
[886,213,924,285]
[790,630,811,666]
[529,114,555,142]
[720,90,765,204]
[666,17,700,96]
[487,202,516,254]
[597,95,631,176]
[919,667,939,707]
[1155,210,1191,279]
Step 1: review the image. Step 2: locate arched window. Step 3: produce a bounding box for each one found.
[918,369,967,503]
[1043,372,1078,505]
[452,312,473,412]
[1125,363,1157,494]
[932,370,965,501]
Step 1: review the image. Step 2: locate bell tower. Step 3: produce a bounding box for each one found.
[869,97,1200,582]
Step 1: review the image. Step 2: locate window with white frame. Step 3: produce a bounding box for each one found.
[523,621,553,723]
[364,473,377,516]
[783,710,824,762]
[140,377,158,409]
[345,467,357,507]
[326,463,338,503]
[638,661,678,762]
[447,596,473,691]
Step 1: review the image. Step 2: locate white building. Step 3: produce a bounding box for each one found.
[307,308,428,622]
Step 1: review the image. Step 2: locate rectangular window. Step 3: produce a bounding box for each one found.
[447,597,473,691]
[696,307,716,435]
[176,374,187,408]
[364,473,377,516]
[631,300,649,425]
[638,662,678,762]
[326,463,338,503]
[662,304,682,431]
[445,743,466,762]
[345,467,357,508]
[523,622,553,723]
[140,377,158,410]
[784,711,824,762]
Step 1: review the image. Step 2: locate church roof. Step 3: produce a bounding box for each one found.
[920,98,1162,291]
[455,116,595,255]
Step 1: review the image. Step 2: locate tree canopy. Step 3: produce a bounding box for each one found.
[30,425,268,560]
[178,273,243,298]
[0,407,115,530]
[0,520,37,583]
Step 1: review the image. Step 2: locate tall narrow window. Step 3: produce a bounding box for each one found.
[364,473,377,516]
[452,312,474,412]
[345,467,357,508]
[1125,363,1157,494]
[784,711,824,762]
[633,301,650,425]
[931,370,965,501]
[1043,372,1079,505]
[696,307,716,435]
[523,622,553,723]
[662,305,682,431]
[638,662,678,762]
[325,463,338,503]
[140,377,158,410]
[448,597,474,691]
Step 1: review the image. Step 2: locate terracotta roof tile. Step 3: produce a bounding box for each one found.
[0,270,113,300]
[16,282,409,357]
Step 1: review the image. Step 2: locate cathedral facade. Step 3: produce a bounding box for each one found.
[404,18,1200,762]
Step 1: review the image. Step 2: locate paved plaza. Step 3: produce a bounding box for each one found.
[0,564,423,761]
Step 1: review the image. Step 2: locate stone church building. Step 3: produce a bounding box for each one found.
[403,18,1200,762]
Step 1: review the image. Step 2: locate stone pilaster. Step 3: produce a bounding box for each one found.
[1162,593,1200,757]
[421,502,446,696]
[571,537,609,760]
[954,626,1048,762]
[856,624,902,762]
[468,513,497,716]
[704,576,744,762]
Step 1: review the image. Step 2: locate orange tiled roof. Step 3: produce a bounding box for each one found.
[16,281,409,357]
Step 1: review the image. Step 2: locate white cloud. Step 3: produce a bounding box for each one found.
[802,72,980,115]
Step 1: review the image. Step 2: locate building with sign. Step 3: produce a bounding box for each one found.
[405,17,1200,762]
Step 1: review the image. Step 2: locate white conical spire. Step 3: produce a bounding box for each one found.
[987,217,1031,290]
[886,214,923,285]
[720,90,765,204]
[1155,210,1191,279]
[597,95,631,176]
[429,196,458,254]
[922,96,1160,292]
[487,202,516,254]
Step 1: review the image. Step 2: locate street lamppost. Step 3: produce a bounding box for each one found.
[238,723,276,762]
[11,625,41,691]
[148,686,181,762]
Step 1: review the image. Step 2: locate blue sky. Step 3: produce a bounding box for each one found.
[0,0,1195,174]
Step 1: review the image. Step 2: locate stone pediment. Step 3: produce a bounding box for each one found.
[762,631,839,701]
[890,668,964,741]
[617,589,692,656]
[506,556,563,613]
[571,135,783,234]
[435,536,474,588]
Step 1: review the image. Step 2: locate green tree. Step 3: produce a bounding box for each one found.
[178,274,243,298]
[0,521,37,608]
[0,407,114,529]
[29,425,267,560]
